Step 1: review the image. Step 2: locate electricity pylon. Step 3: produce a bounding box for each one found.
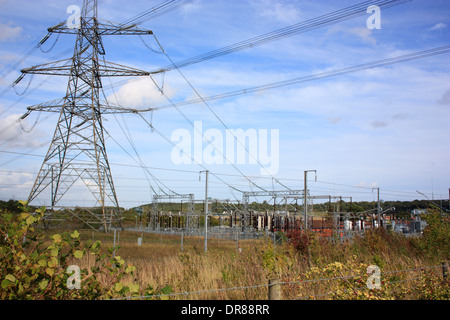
[18,0,159,231]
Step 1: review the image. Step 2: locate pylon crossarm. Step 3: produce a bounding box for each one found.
[48,20,153,36]
[21,59,73,76]
[98,59,164,76]
[20,58,155,78]
[97,21,153,36]
[21,98,157,117]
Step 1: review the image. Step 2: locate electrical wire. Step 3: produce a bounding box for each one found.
[153,34,291,192]
[119,0,193,27]
[152,44,450,110]
[153,0,412,73]
[137,113,246,194]
[0,149,443,202]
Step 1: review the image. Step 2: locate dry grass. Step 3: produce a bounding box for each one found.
[42,228,439,300]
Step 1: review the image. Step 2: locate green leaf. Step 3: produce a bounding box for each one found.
[20,212,29,220]
[39,279,49,290]
[114,282,123,292]
[5,274,16,283]
[52,234,62,243]
[36,206,46,216]
[129,283,139,293]
[25,215,36,225]
[50,248,59,257]
[74,250,84,259]
[47,257,58,268]
[46,268,55,276]
[114,255,125,266]
[1,279,13,289]
[71,230,80,239]
[18,283,24,295]
[125,265,136,274]
[161,285,173,295]
[92,241,101,250]
[38,259,47,267]
[18,200,28,209]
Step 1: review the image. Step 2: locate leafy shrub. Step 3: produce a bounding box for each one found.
[297,256,449,300]
[419,209,450,261]
[285,230,316,255]
[0,202,171,300]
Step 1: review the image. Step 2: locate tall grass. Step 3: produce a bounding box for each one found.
[46,227,444,300]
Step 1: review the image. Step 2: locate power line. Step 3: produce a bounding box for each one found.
[0,152,442,201]
[119,0,193,27]
[152,44,450,111]
[150,0,412,73]
[136,114,246,194]
[153,34,292,192]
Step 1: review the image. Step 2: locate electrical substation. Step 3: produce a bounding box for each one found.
[7,0,447,240]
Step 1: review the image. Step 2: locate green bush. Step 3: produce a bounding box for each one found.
[419,209,450,261]
[300,256,449,300]
[0,202,170,300]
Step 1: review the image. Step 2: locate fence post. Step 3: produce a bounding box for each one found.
[442,261,448,280]
[113,229,116,258]
[268,279,281,300]
[181,231,184,252]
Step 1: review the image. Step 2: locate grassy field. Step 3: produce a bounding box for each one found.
[42,223,448,300]
[63,230,273,299]
[2,204,448,300]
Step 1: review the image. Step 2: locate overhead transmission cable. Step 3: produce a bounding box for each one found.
[99,0,412,99]
[0,0,76,81]
[151,44,450,110]
[102,69,180,197]
[101,89,162,197]
[152,0,412,73]
[152,33,292,191]
[0,0,187,98]
[142,69,270,193]
[119,0,193,27]
[104,42,450,197]
[102,122,174,196]
[0,149,441,201]
[136,114,246,194]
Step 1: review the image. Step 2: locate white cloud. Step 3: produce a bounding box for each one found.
[255,0,302,24]
[107,77,177,108]
[326,25,377,46]
[428,22,447,31]
[347,27,377,45]
[0,113,44,148]
[0,22,22,42]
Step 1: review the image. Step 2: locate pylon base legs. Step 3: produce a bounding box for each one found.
[36,206,123,232]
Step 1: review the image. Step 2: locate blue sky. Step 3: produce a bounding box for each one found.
[0,0,449,209]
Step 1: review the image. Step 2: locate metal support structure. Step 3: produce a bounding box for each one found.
[19,0,160,231]
[200,170,209,253]
[304,170,317,230]
[372,187,381,228]
[377,188,381,228]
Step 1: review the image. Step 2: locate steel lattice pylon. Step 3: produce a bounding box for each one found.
[19,0,159,231]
